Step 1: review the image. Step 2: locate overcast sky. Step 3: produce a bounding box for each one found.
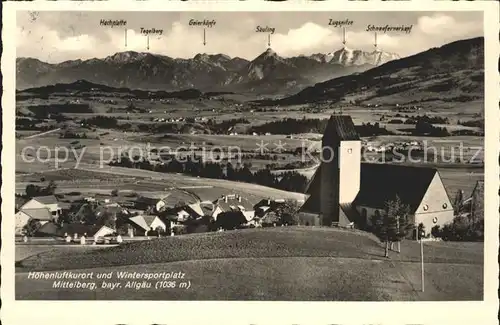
[16,11,483,63]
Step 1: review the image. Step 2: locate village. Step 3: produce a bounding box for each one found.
[15,114,484,248]
[15,187,299,245]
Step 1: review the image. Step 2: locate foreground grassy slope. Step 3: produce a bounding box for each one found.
[16,228,483,300]
[16,257,482,301]
[16,227,483,301]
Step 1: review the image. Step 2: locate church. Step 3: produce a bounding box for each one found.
[299,115,455,235]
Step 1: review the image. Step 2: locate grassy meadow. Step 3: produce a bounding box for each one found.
[15,227,483,300]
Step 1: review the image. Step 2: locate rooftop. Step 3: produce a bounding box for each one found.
[31,195,59,205]
[214,194,253,212]
[322,115,360,144]
[21,208,53,221]
[354,163,438,211]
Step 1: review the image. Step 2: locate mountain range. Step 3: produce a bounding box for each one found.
[16,47,400,94]
[279,37,484,106]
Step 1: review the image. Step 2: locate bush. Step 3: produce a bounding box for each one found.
[155,226,168,235]
[172,226,187,236]
[433,216,483,241]
[25,181,57,198]
[216,211,248,230]
[415,120,450,137]
[81,116,118,129]
[431,225,441,238]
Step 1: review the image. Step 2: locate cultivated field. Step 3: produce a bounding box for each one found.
[16,166,307,205]
[15,227,483,301]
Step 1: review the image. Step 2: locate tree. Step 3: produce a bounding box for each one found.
[372,195,411,258]
[431,225,441,238]
[470,183,484,222]
[155,226,167,235]
[415,120,433,134]
[25,181,58,198]
[99,211,116,229]
[417,222,425,238]
[111,189,119,197]
[438,216,483,242]
[79,203,98,225]
[115,212,131,235]
[174,200,186,208]
[45,180,57,195]
[23,219,42,237]
[226,162,235,180]
[216,211,247,230]
[453,189,464,215]
[116,223,130,236]
[25,184,43,198]
[274,199,300,226]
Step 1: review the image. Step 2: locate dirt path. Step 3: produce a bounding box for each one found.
[24,128,61,139]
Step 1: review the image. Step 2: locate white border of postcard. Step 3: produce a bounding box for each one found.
[2,1,499,325]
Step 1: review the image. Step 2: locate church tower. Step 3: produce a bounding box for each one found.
[320,115,361,226]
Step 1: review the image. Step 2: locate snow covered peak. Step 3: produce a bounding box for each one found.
[328,47,400,66]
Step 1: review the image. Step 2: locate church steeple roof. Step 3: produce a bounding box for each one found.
[322,115,360,143]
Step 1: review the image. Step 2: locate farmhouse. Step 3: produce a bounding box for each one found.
[15,208,54,235]
[161,201,215,221]
[71,200,127,224]
[128,214,168,236]
[20,195,62,218]
[254,198,287,218]
[15,195,62,235]
[213,194,255,222]
[300,115,454,235]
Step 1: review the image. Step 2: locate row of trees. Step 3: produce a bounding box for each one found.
[27,103,92,118]
[24,181,57,199]
[458,119,484,129]
[16,118,54,131]
[247,118,394,137]
[414,120,450,137]
[357,122,394,137]
[249,117,329,135]
[405,114,449,125]
[202,118,250,133]
[430,187,484,241]
[431,216,483,242]
[81,115,119,129]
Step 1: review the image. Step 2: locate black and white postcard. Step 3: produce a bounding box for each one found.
[1,1,499,325]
